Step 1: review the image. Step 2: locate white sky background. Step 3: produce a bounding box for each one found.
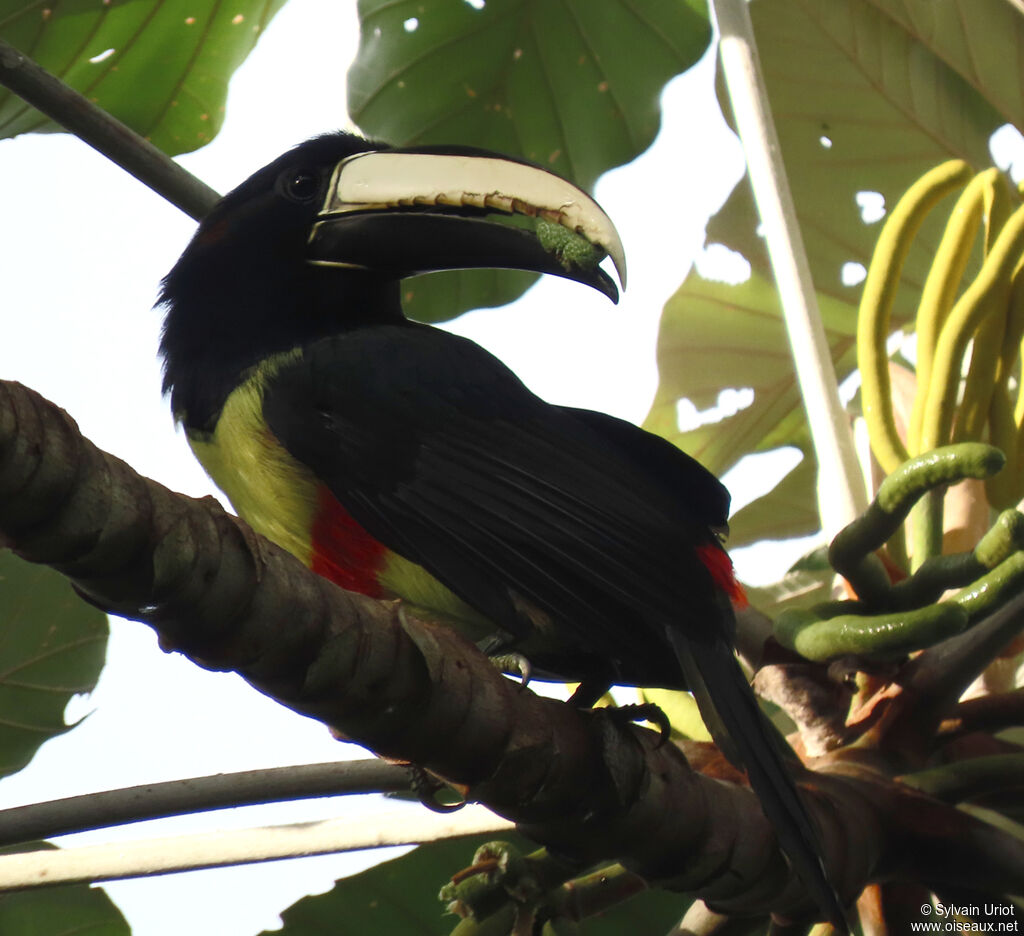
[0,1,818,933]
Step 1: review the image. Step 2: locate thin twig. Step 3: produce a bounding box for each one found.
[898,754,1024,802]
[0,805,513,890]
[0,378,877,917]
[0,759,411,847]
[902,588,1024,722]
[0,38,220,220]
[939,687,1024,735]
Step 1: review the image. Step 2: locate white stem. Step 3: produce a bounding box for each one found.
[0,805,512,890]
[711,0,868,536]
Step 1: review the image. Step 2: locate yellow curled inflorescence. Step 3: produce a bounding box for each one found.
[779,161,1024,663]
[857,161,1024,571]
[907,169,1003,454]
[858,160,972,476]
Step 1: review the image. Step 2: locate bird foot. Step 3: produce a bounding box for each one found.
[601,702,673,745]
[487,651,532,688]
[408,765,467,813]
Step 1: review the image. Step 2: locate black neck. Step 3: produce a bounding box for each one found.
[160,265,404,432]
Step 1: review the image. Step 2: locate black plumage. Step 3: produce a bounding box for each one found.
[159,131,844,925]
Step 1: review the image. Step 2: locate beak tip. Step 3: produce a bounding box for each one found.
[605,237,627,293]
[598,271,620,304]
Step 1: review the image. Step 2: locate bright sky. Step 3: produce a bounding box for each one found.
[0,1,807,933]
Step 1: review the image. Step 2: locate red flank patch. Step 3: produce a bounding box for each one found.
[696,542,748,607]
[310,486,388,597]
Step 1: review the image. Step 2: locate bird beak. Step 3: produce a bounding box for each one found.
[307,149,626,303]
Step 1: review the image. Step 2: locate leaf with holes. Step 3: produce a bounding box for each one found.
[645,266,858,464]
[348,0,711,322]
[0,552,107,779]
[728,446,821,549]
[645,0,1017,546]
[710,0,1006,318]
[0,0,286,155]
[644,268,857,547]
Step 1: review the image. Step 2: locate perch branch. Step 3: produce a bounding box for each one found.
[2,380,1022,910]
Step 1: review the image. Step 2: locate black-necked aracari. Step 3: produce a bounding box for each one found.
[159,132,843,924]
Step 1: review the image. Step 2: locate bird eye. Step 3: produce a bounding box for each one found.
[281,169,320,203]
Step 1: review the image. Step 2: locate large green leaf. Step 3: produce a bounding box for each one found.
[348,0,711,323]
[869,0,1024,130]
[0,552,108,779]
[744,545,834,619]
[0,885,129,934]
[0,0,287,155]
[647,0,1016,543]
[264,834,520,936]
[728,446,820,548]
[710,0,1006,310]
[644,267,858,473]
[265,833,692,935]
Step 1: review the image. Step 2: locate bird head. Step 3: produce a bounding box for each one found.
[159,131,625,429]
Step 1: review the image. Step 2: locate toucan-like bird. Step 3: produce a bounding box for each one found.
[159,132,842,923]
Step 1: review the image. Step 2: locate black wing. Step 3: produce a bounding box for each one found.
[263,323,846,923]
[262,322,730,687]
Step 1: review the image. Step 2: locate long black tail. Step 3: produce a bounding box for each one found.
[667,625,847,928]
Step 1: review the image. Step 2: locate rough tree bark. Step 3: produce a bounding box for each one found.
[1,378,1021,922]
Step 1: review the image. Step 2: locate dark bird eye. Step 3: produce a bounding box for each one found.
[281,170,319,203]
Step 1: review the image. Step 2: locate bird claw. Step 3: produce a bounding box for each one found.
[408,765,467,813]
[602,702,673,745]
[488,651,532,688]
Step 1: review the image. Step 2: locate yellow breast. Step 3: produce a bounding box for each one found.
[182,352,494,639]
[186,351,319,566]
